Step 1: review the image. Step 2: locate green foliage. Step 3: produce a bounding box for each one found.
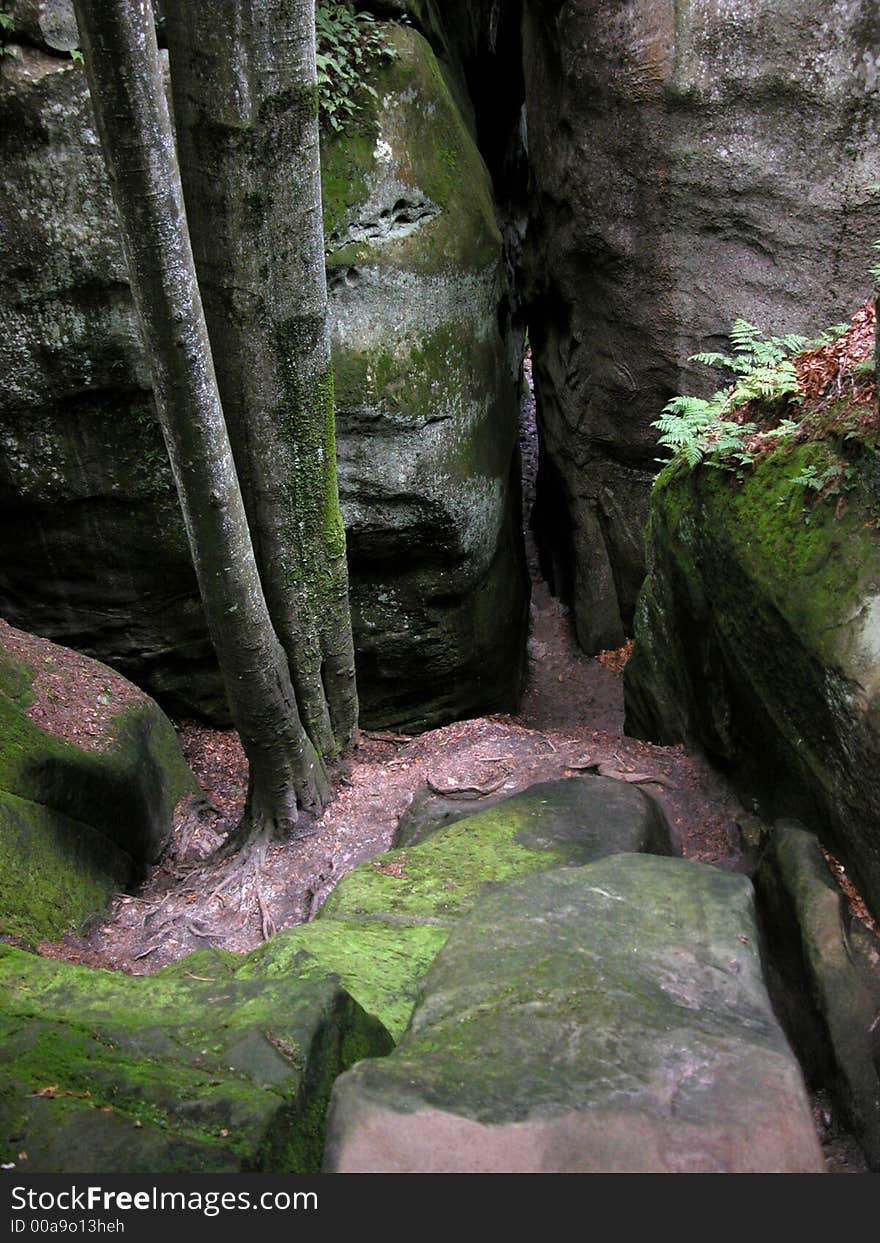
[653,398,756,471]
[788,461,857,498]
[315,2,393,133]
[653,320,808,476]
[0,10,19,57]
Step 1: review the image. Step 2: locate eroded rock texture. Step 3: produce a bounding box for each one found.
[522,0,880,650]
[325,23,528,729]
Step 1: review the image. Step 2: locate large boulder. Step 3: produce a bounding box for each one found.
[0,17,528,731]
[323,854,825,1173]
[317,774,674,1037]
[624,438,880,920]
[0,47,228,722]
[0,620,194,943]
[522,0,880,651]
[0,942,392,1173]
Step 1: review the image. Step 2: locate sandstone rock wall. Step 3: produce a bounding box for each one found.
[523,0,880,650]
[624,441,880,920]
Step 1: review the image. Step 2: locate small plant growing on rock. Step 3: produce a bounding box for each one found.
[0,11,18,57]
[654,299,877,505]
[653,320,807,473]
[315,2,393,133]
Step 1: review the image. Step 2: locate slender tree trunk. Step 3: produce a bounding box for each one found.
[165,0,358,760]
[72,0,330,846]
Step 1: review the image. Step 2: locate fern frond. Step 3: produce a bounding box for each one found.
[729,319,763,353]
[689,351,735,370]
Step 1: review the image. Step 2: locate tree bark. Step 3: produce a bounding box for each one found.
[72,0,331,845]
[165,0,358,760]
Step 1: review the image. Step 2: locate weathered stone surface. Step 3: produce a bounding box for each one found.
[624,440,880,919]
[6,1,79,52]
[0,943,392,1173]
[522,0,880,650]
[0,621,194,942]
[0,48,228,722]
[0,21,528,731]
[756,820,880,1169]
[326,23,528,730]
[393,771,674,851]
[321,774,673,1035]
[324,854,824,1173]
[392,784,509,847]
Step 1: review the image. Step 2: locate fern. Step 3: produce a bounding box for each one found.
[652,319,807,476]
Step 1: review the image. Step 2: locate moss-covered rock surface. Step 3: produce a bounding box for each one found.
[624,438,880,918]
[315,775,673,1035]
[324,855,824,1173]
[0,624,194,943]
[0,942,392,1172]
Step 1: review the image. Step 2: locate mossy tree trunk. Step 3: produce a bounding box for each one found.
[72,0,331,847]
[165,0,358,761]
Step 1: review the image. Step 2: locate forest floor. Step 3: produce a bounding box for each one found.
[30,357,866,1171]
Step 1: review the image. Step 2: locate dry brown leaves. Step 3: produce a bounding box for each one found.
[596,640,634,674]
[795,299,876,407]
[0,617,144,753]
[822,847,879,938]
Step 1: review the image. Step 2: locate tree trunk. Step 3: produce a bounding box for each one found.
[165,0,358,761]
[72,0,331,846]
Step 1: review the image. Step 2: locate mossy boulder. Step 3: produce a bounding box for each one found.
[0,942,392,1173]
[324,855,824,1173]
[323,22,529,730]
[0,622,194,943]
[624,440,880,919]
[313,775,673,1035]
[0,774,673,1171]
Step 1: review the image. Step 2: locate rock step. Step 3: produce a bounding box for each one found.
[324,854,825,1173]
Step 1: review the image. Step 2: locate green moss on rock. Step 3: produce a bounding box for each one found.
[0,941,392,1172]
[0,628,195,942]
[320,24,499,278]
[626,437,880,918]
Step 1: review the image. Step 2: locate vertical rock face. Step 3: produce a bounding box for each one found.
[522,0,880,651]
[0,49,225,720]
[623,440,880,921]
[0,18,528,730]
[325,24,529,730]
